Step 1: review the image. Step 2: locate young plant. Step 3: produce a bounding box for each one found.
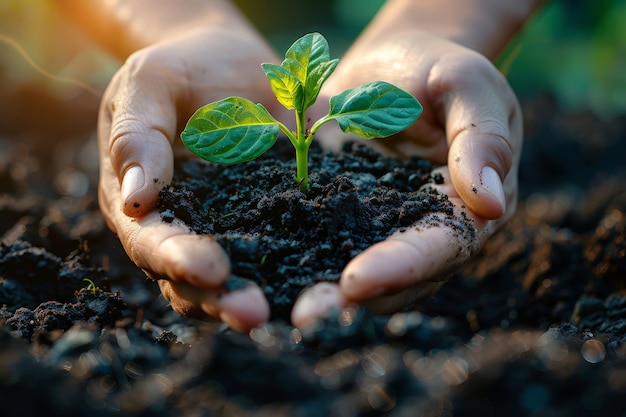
[82,277,98,295]
[180,32,422,192]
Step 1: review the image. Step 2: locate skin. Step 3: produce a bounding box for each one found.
[55,0,545,331]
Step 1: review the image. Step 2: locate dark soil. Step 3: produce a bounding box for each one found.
[157,139,464,319]
[1,93,626,416]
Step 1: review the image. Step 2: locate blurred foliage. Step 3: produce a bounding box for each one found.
[239,0,626,118]
[499,0,626,118]
[1,0,624,117]
[233,0,385,55]
[0,0,116,97]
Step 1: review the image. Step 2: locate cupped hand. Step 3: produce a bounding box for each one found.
[98,27,283,331]
[291,30,522,328]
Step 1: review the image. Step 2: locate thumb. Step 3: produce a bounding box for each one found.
[448,120,512,219]
[441,61,522,220]
[99,63,178,218]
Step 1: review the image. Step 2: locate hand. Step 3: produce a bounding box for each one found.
[98,27,282,331]
[291,30,522,328]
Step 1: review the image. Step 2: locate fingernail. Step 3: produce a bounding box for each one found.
[121,165,145,206]
[481,166,506,211]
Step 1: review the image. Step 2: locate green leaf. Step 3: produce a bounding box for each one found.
[181,97,280,164]
[283,32,330,83]
[282,32,334,111]
[327,81,423,138]
[303,58,338,110]
[262,63,304,111]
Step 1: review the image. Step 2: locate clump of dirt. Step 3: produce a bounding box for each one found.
[0,240,105,311]
[158,140,470,319]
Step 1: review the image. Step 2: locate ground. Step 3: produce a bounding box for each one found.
[0,93,625,416]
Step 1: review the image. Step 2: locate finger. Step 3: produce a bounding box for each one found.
[432,54,522,219]
[291,282,349,329]
[339,166,501,308]
[159,278,270,332]
[109,200,266,330]
[340,219,473,302]
[109,207,231,288]
[362,281,445,315]
[99,57,180,218]
[98,158,230,288]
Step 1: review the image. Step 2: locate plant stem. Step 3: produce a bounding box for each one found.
[294,109,309,192]
[294,141,309,192]
[309,114,332,137]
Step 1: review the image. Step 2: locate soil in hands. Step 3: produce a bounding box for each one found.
[157,139,472,320]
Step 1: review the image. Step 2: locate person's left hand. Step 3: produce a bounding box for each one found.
[96,26,286,332]
[291,29,522,328]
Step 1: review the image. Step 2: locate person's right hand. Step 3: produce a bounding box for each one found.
[97,27,282,331]
[291,29,523,328]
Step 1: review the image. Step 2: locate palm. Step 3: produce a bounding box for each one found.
[291,32,522,327]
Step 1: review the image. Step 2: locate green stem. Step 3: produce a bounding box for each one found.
[309,113,333,140]
[294,141,309,192]
[294,109,309,192]
[276,120,297,145]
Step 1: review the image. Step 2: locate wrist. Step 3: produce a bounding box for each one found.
[363,0,546,60]
[55,0,257,60]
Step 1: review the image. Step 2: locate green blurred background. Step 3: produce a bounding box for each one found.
[1,0,625,124]
[236,0,626,119]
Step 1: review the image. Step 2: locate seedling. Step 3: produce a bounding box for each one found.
[180,32,422,192]
[82,277,98,295]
